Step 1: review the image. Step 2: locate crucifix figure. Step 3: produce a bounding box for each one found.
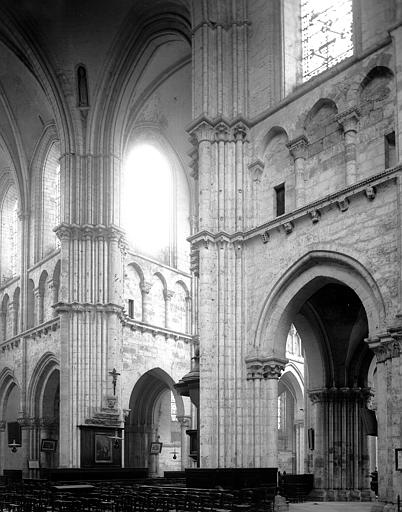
[109,368,120,396]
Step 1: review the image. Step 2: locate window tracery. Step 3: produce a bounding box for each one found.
[301,0,353,81]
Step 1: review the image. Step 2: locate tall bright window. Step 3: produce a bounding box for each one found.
[42,142,61,256]
[1,184,19,282]
[301,0,353,81]
[122,144,172,264]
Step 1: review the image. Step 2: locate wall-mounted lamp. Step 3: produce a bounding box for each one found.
[8,440,21,453]
[171,448,178,460]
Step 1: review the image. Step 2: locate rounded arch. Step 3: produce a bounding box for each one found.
[175,279,190,298]
[127,261,145,285]
[303,98,339,129]
[0,367,19,418]
[260,126,289,156]
[128,367,184,425]
[255,250,386,359]
[26,352,59,417]
[153,272,167,293]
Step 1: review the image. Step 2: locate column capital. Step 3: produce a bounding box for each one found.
[215,121,230,142]
[366,332,401,363]
[309,386,372,403]
[140,281,152,295]
[262,357,288,379]
[163,289,175,302]
[336,106,360,133]
[248,159,265,183]
[286,135,309,160]
[232,121,249,142]
[245,356,264,380]
[188,119,215,143]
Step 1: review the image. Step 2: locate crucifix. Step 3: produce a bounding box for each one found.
[109,368,120,396]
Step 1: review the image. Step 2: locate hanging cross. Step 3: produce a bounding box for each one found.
[109,368,120,396]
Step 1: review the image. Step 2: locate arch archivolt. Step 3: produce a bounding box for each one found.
[0,367,19,418]
[26,352,59,418]
[254,250,386,361]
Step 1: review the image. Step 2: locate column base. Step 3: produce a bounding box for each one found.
[307,488,376,502]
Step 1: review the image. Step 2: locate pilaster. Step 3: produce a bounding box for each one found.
[336,107,360,186]
[287,135,309,208]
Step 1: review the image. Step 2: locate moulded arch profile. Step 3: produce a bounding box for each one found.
[254,250,386,362]
[346,62,394,104]
[279,367,304,411]
[260,126,289,157]
[358,66,395,100]
[26,352,59,417]
[127,367,185,425]
[303,98,339,132]
[0,367,20,418]
[175,279,190,298]
[153,271,168,293]
[127,261,145,285]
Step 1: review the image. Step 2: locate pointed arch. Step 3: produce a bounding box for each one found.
[26,352,59,417]
[254,250,386,358]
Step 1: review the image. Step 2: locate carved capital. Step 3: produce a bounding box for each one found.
[366,334,401,363]
[140,281,152,295]
[287,135,309,160]
[215,122,230,142]
[188,120,215,144]
[336,107,360,133]
[233,122,248,142]
[163,289,175,302]
[248,159,264,183]
[245,356,264,380]
[262,357,287,379]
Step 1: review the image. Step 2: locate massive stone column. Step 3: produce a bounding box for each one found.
[367,332,402,506]
[245,355,286,467]
[308,387,371,500]
[55,152,125,467]
[189,0,250,470]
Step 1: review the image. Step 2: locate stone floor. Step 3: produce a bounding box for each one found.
[289,502,384,512]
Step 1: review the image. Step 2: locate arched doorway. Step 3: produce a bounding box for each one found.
[253,251,384,500]
[28,355,60,470]
[0,373,22,473]
[125,368,186,476]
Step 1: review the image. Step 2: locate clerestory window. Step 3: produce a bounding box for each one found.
[1,184,19,282]
[122,144,172,265]
[301,0,353,81]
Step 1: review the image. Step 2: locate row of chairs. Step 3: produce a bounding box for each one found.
[0,480,275,512]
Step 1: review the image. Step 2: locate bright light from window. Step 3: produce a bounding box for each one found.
[122,144,171,261]
[302,0,353,81]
